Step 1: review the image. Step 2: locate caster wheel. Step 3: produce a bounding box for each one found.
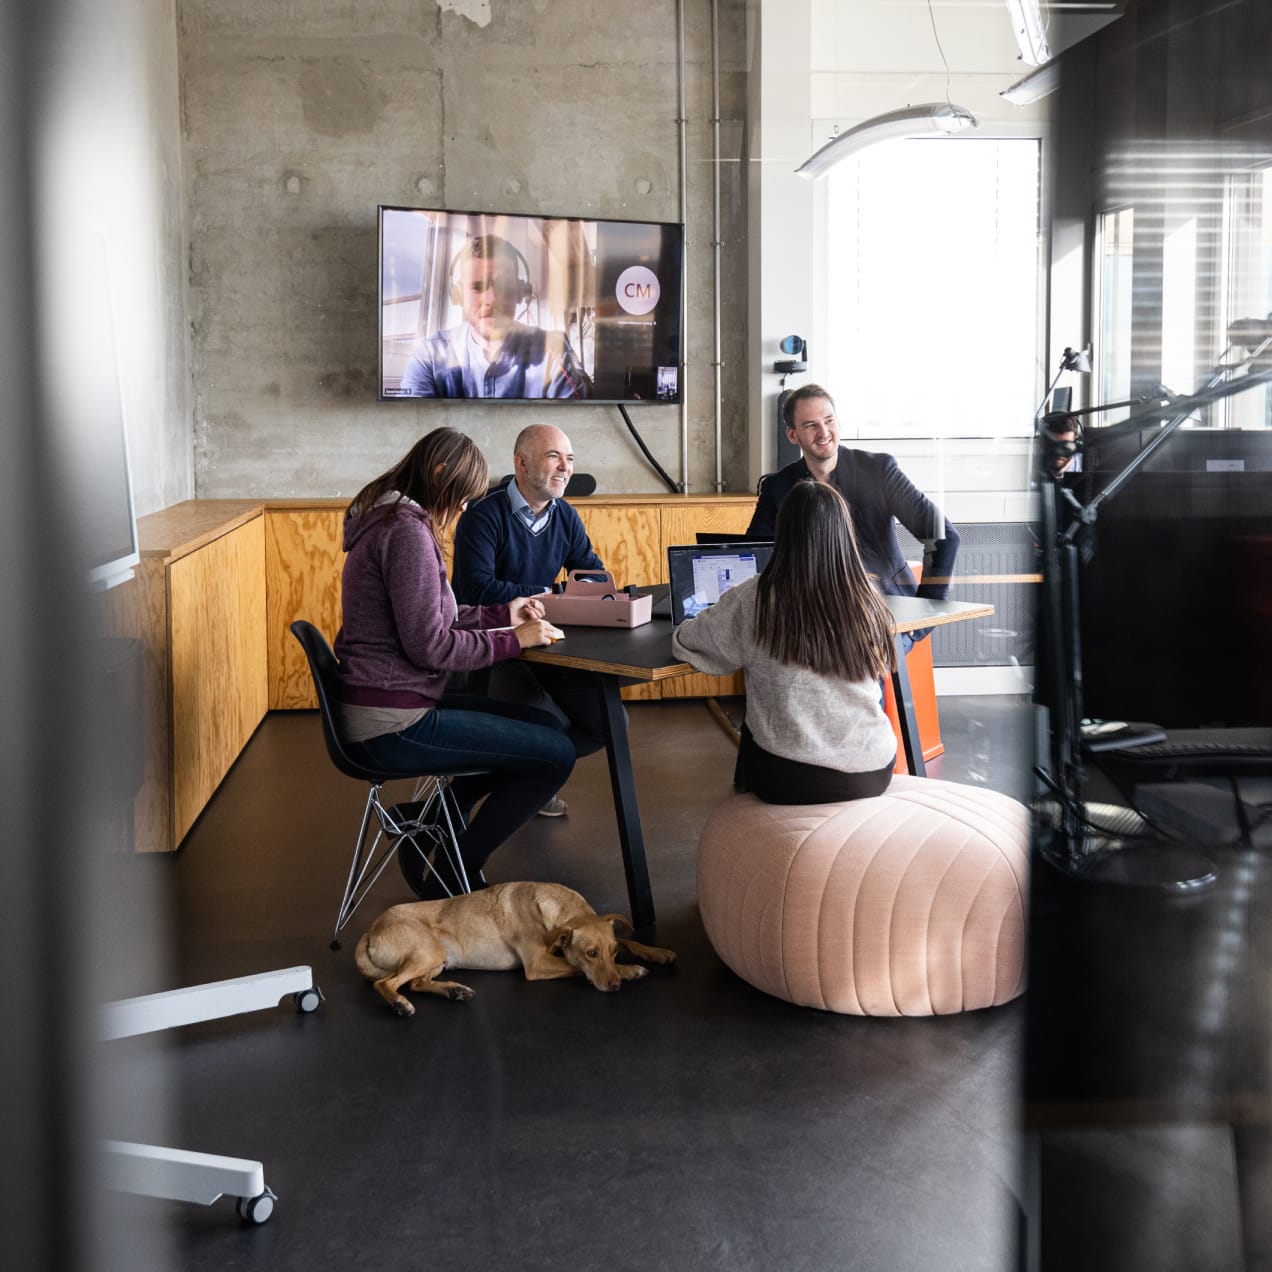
[294,986,324,1014]
[236,1187,277,1224]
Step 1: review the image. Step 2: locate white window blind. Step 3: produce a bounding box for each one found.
[1219,165,1272,430]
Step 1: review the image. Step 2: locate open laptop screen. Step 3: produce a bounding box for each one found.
[666,542,774,626]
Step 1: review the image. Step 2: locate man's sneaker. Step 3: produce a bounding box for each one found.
[537,795,568,818]
[398,836,451,900]
[398,836,487,900]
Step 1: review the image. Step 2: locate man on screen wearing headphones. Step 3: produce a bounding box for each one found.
[400,234,591,399]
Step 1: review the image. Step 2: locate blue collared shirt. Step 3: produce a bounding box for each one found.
[399,322,590,399]
[506,478,553,536]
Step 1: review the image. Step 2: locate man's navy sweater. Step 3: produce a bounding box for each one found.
[451,485,603,605]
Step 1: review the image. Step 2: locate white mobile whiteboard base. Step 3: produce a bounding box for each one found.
[100,966,322,1223]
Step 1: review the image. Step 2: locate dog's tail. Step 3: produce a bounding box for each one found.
[354,931,392,980]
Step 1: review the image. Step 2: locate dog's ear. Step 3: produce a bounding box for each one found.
[596,913,633,936]
[546,925,574,956]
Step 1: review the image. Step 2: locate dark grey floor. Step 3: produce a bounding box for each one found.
[1025,765,1272,1272]
[99,695,1034,1272]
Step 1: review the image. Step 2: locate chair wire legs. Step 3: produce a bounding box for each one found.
[329,776,471,949]
[388,781,473,899]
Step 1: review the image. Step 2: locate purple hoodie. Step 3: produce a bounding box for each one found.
[333,498,521,710]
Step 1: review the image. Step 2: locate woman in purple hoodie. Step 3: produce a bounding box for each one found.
[334,427,575,895]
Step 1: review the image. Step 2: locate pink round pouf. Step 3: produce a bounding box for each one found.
[696,775,1029,1015]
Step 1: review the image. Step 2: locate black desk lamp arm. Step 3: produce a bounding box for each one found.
[1059,344,1272,547]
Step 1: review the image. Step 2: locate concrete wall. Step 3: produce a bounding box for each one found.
[179,0,750,499]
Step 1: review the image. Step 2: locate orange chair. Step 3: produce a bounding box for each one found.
[882,564,944,773]
[882,637,944,773]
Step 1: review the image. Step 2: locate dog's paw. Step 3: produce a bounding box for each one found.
[448,983,476,1001]
[392,999,416,1018]
[619,964,649,981]
[647,949,677,966]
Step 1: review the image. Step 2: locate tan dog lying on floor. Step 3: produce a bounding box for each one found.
[355,881,677,1016]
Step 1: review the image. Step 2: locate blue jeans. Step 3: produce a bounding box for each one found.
[878,632,918,708]
[486,660,620,758]
[344,694,575,873]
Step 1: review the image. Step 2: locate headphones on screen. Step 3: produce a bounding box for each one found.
[1040,411,1081,458]
[448,235,534,309]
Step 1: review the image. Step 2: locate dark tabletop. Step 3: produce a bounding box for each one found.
[521,594,994,682]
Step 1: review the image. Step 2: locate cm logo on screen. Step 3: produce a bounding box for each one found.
[615,265,660,316]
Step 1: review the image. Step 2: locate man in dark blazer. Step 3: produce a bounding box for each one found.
[746,383,960,643]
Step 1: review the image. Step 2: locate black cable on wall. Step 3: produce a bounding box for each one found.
[618,404,680,495]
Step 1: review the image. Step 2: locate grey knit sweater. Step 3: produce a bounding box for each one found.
[671,576,896,773]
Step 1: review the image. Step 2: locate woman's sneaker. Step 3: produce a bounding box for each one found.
[537,796,568,818]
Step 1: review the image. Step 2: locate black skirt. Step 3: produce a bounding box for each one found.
[736,724,894,805]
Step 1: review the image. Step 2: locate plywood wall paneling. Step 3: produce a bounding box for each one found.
[573,506,663,587]
[95,556,172,852]
[660,670,746,699]
[266,510,345,709]
[620,682,662,702]
[138,500,263,558]
[233,521,269,732]
[659,501,756,551]
[169,519,267,843]
[438,524,457,577]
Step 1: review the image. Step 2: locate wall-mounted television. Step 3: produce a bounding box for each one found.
[378,205,683,404]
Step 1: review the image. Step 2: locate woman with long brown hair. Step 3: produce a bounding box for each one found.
[672,480,897,803]
[333,427,575,893]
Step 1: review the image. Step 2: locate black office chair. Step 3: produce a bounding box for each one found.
[290,621,490,948]
[488,472,597,498]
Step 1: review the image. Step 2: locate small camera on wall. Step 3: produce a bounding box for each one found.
[774,334,807,376]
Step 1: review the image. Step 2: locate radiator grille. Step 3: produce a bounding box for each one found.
[896,521,1039,668]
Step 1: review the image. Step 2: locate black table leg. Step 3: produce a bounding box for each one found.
[595,675,656,930]
[892,634,925,777]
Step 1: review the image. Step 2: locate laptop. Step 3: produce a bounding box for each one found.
[662,541,774,626]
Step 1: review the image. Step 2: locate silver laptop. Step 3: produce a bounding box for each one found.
[665,542,774,626]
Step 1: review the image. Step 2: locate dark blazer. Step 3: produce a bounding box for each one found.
[745,447,960,599]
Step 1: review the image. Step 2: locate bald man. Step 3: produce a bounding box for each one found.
[452,425,611,813]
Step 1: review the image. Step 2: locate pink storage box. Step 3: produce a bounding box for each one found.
[539,571,652,628]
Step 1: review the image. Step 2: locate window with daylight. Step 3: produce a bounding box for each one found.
[1218,164,1272,430]
[826,136,1042,439]
[1097,206,1134,425]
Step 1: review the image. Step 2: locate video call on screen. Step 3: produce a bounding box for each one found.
[378,206,683,404]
